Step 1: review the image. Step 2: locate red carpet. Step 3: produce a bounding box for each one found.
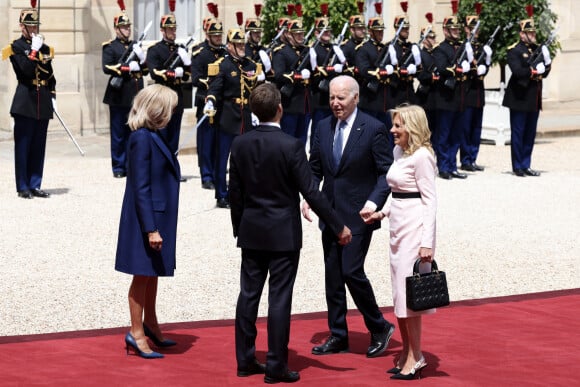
[2,289,579,386]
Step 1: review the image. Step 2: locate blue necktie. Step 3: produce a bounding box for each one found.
[333,120,346,167]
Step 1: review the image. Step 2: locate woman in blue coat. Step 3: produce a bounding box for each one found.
[115,84,180,359]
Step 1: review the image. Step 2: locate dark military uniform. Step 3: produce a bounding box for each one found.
[4,35,55,194]
[392,38,419,105]
[245,41,264,62]
[146,39,191,153]
[433,38,469,176]
[416,45,439,146]
[341,37,360,78]
[191,39,226,187]
[102,37,148,176]
[272,43,312,144]
[502,40,551,174]
[206,54,262,203]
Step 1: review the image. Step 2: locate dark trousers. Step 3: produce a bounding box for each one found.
[310,109,332,152]
[108,105,131,174]
[322,228,386,339]
[510,110,539,171]
[281,112,310,146]
[235,249,300,376]
[460,106,483,166]
[436,109,467,173]
[196,116,216,183]
[214,130,236,200]
[13,114,48,192]
[425,108,438,155]
[165,109,184,154]
[361,109,394,148]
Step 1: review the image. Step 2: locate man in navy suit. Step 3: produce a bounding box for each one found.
[302,75,395,358]
[229,83,351,384]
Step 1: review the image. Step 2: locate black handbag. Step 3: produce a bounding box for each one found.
[406,259,450,311]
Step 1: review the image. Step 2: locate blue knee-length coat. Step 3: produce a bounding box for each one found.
[115,128,181,276]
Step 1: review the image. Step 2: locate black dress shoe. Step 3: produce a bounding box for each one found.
[513,169,525,177]
[216,198,230,209]
[237,359,266,377]
[438,172,452,180]
[367,322,395,358]
[386,366,402,374]
[113,172,126,178]
[524,168,540,176]
[460,164,476,172]
[31,189,50,198]
[18,190,33,199]
[450,171,467,179]
[312,336,349,355]
[201,180,215,190]
[472,163,485,171]
[264,370,300,384]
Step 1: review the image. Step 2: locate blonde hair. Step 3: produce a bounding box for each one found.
[390,104,434,156]
[127,84,178,131]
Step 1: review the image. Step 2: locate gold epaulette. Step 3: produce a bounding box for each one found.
[50,46,54,57]
[507,41,519,50]
[2,44,13,61]
[273,44,285,53]
[102,39,113,46]
[355,41,365,51]
[192,46,204,57]
[207,57,224,76]
[256,63,263,75]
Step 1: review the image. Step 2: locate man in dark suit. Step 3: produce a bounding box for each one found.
[229,83,351,384]
[302,75,395,358]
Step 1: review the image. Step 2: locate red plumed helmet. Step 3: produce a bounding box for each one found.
[168,0,175,13]
[374,2,383,16]
[425,12,433,24]
[287,4,295,17]
[236,11,243,27]
[295,4,303,17]
[451,0,459,15]
[400,1,408,13]
[31,0,37,8]
[475,2,483,15]
[117,0,125,11]
[320,3,329,17]
[526,4,534,17]
[254,4,262,17]
[357,1,365,14]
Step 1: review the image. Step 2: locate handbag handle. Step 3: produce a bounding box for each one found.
[413,258,439,275]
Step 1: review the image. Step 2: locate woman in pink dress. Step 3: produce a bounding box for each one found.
[364,104,437,380]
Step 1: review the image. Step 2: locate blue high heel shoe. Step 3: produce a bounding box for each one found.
[143,324,177,347]
[125,333,164,359]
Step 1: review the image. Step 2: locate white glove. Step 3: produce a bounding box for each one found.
[203,100,214,113]
[388,45,398,66]
[460,60,470,73]
[174,66,184,78]
[309,47,317,71]
[177,47,191,66]
[332,45,347,64]
[300,69,311,80]
[128,60,140,72]
[258,50,271,72]
[465,42,474,63]
[384,64,394,75]
[31,33,43,51]
[407,63,417,75]
[411,44,421,65]
[483,45,493,66]
[333,63,343,73]
[251,113,259,126]
[257,72,266,82]
[541,45,551,66]
[535,62,546,75]
[51,98,58,112]
[132,43,145,64]
[477,64,486,75]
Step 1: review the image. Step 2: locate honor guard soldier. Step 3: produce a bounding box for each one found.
[102,2,148,178]
[460,5,491,172]
[204,29,265,208]
[272,16,312,144]
[341,13,366,78]
[191,14,225,190]
[415,13,439,147]
[245,4,265,61]
[503,5,552,177]
[432,1,469,180]
[3,5,53,199]
[356,5,396,131]
[391,4,421,106]
[146,8,191,156]
[310,8,346,150]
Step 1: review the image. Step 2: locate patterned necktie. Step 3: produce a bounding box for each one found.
[333,120,347,167]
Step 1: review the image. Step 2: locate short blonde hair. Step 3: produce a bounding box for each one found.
[390,104,434,156]
[127,84,178,131]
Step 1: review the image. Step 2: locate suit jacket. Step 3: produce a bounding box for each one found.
[229,124,344,251]
[309,110,393,235]
[115,128,181,276]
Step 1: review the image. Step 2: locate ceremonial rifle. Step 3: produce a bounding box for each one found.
[367,22,404,93]
[444,20,480,90]
[109,20,152,89]
[318,22,349,92]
